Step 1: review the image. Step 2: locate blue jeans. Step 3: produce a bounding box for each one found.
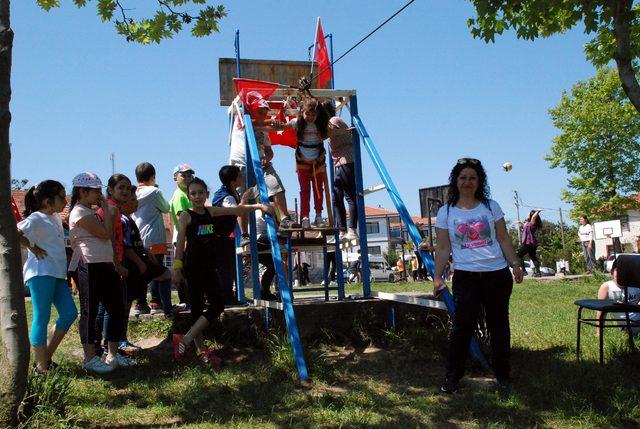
[27,276,78,346]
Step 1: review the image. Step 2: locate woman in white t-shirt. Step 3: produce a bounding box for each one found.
[579,215,596,273]
[434,158,523,393]
[68,172,128,374]
[17,180,78,374]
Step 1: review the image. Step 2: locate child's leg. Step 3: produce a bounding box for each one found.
[78,263,100,362]
[297,167,312,219]
[312,169,326,218]
[48,278,78,361]
[183,270,205,346]
[27,276,56,370]
[333,166,347,231]
[341,163,358,232]
[97,266,126,362]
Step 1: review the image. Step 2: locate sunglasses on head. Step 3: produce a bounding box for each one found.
[457,158,480,165]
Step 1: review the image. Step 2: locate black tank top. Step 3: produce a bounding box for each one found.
[185,209,216,267]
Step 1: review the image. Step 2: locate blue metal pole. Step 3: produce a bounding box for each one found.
[244,113,309,381]
[349,96,371,297]
[352,115,490,371]
[234,30,241,77]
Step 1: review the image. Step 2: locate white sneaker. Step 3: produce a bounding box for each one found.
[301,217,311,229]
[345,231,358,240]
[329,281,338,287]
[83,355,114,374]
[106,354,134,368]
[314,215,327,227]
[320,280,327,286]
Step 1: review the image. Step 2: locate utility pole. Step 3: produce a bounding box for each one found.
[514,190,521,242]
[558,207,567,258]
[110,153,115,174]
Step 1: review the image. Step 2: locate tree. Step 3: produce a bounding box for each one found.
[546,67,640,222]
[467,1,640,114]
[0,1,225,425]
[10,178,27,190]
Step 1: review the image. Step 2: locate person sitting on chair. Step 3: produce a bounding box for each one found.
[596,260,640,336]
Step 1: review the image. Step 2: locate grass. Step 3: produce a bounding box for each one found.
[8,275,640,428]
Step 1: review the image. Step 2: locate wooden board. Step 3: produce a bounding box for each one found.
[219,58,331,105]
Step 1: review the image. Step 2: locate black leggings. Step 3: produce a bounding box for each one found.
[517,244,539,265]
[78,262,126,345]
[333,163,357,231]
[258,242,275,293]
[185,265,225,325]
[446,267,513,381]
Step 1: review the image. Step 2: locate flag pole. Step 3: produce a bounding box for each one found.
[310,17,320,79]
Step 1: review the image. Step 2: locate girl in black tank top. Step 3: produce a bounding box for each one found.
[171,178,269,363]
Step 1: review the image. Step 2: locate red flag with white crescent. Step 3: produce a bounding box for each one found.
[313,18,332,89]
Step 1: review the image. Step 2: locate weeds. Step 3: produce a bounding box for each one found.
[17,369,76,429]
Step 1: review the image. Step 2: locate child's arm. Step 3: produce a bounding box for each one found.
[208,203,273,218]
[16,229,47,259]
[172,210,191,286]
[124,248,147,274]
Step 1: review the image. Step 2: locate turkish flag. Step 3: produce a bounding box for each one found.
[233,78,280,108]
[268,100,298,148]
[314,18,332,89]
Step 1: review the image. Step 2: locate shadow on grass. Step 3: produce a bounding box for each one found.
[68,329,640,428]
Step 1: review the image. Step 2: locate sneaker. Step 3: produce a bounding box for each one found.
[301,217,311,229]
[199,348,223,367]
[320,280,327,287]
[240,233,250,247]
[83,356,114,374]
[440,377,459,394]
[345,231,358,241]
[314,215,327,227]
[329,281,338,287]
[150,302,163,315]
[118,340,141,355]
[132,304,142,316]
[279,215,295,229]
[107,353,133,368]
[173,334,189,362]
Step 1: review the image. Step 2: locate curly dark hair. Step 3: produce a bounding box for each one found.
[446,159,491,207]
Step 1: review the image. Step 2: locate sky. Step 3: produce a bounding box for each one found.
[10,1,598,225]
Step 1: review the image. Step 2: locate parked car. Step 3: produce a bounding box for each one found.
[522,260,556,277]
[368,257,395,283]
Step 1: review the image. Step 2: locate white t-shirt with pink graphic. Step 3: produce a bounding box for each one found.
[435,200,508,272]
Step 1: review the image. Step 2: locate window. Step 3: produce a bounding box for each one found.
[620,215,630,232]
[369,262,383,270]
[368,246,382,255]
[366,222,380,234]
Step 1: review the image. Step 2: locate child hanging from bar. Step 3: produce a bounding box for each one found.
[270,97,330,229]
[172,177,270,364]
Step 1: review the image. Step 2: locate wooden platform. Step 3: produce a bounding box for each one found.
[171,294,448,344]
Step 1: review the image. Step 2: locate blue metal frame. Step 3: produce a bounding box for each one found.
[350,96,371,297]
[352,115,490,370]
[235,30,309,381]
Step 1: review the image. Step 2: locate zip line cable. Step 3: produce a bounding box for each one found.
[303,0,416,89]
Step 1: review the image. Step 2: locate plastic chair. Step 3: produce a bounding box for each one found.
[575,254,640,364]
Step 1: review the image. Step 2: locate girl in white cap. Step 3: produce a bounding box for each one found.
[68,172,128,374]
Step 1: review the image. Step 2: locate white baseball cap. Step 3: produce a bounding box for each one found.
[72,172,103,189]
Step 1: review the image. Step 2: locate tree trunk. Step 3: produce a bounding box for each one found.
[0,0,30,426]
[612,0,640,113]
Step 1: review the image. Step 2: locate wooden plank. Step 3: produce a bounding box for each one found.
[219,58,335,105]
[253,299,284,310]
[371,290,447,311]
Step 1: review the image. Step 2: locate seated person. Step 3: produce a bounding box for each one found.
[596,260,640,335]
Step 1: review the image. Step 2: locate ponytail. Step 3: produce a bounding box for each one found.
[23,180,65,217]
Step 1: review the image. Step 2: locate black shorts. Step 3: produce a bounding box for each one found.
[124,256,168,302]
